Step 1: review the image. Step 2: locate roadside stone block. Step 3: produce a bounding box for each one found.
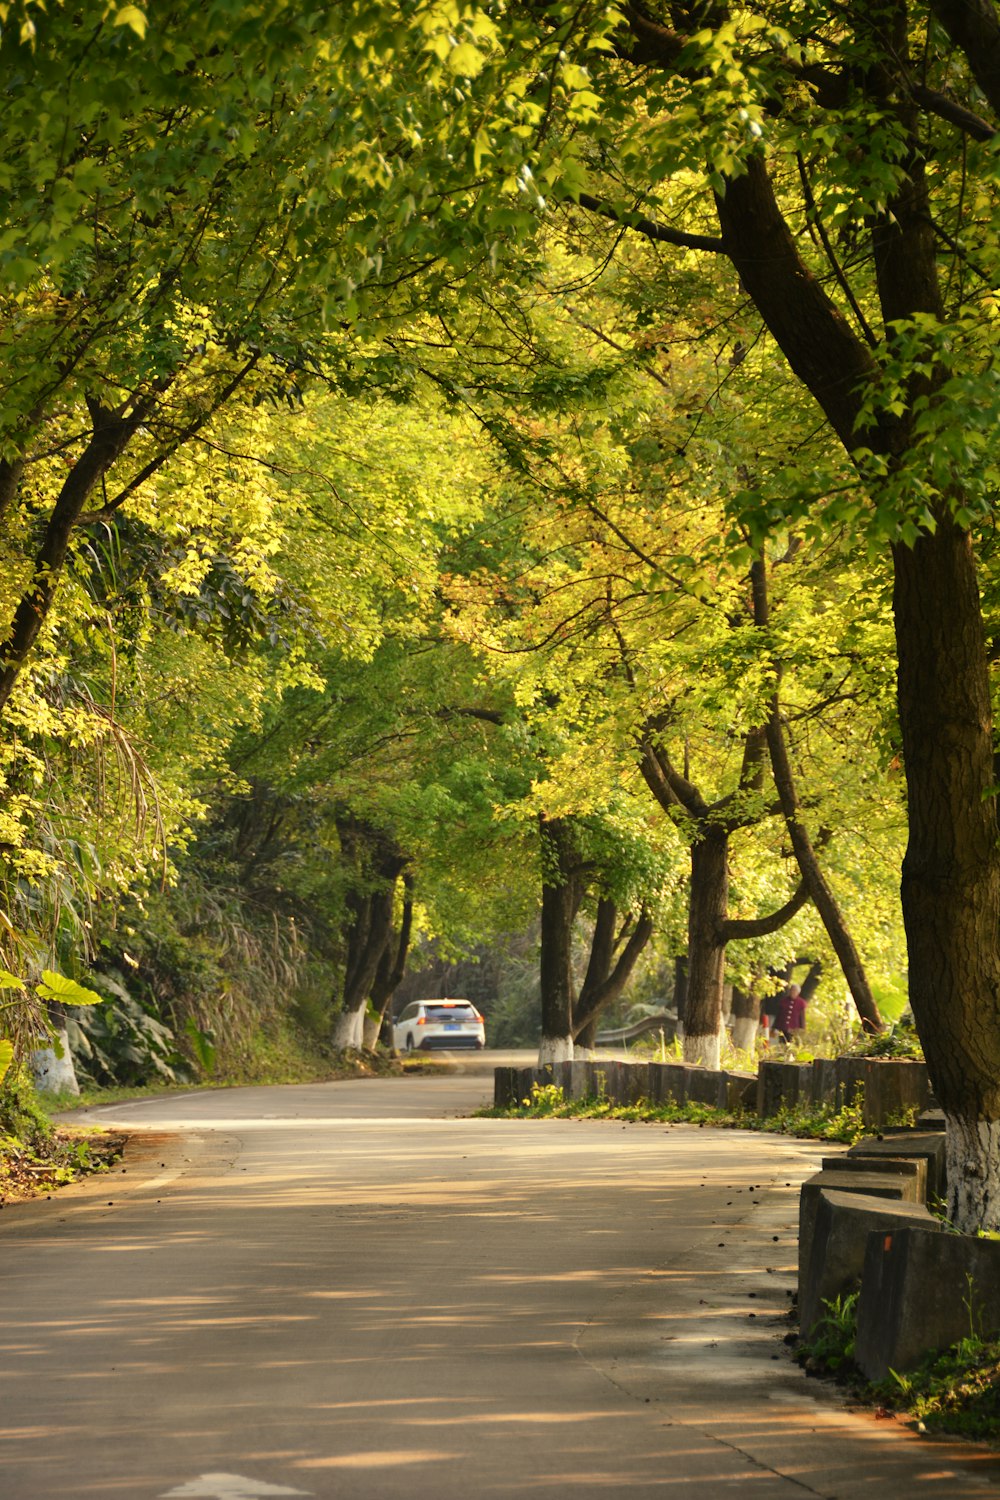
[721,1069,756,1112]
[566,1061,592,1100]
[862,1060,933,1128]
[600,1060,626,1104]
[820,1154,927,1201]
[856,1227,1000,1380]
[835,1057,932,1128]
[847,1132,946,1202]
[809,1058,838,1106]
[647,1062,672,1105]
[493,1067,517,1109]
[800,1188,941,1338]
[586,1060,614,1103]
[621,1062,650,1105]
[757,1060,805,1118]
[661,1063,689,1105]
[686,1067,723,1107]
[835,1055,867,1111]
[553,1061,573,1097]
[799,1169,917,1293]
[513,1066,537,1106]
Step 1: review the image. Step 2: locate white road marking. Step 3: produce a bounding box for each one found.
[160,1475,311,1497]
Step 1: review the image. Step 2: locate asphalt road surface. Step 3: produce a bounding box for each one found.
[2,1071,999,1498]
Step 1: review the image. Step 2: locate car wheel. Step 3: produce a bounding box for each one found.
[405,1033,415,1053]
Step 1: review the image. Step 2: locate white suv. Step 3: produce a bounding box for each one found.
[392,999,485,1053]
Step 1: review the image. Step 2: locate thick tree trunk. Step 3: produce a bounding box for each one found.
[538,817,582,1063]
[683,827,728,1068]
[332,816,407,1052]
[893,520,1000,1227]
[365,875,414,1048]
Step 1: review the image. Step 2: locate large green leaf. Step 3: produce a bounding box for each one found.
[36,972,106,1007]
[0,968,24,990]
[0,1039,13,1081]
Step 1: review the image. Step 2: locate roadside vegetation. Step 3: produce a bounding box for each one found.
[482,1079,876,1146]
[798,1293,1000,1446]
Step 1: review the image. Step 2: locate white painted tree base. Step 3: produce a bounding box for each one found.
[730,1016,758,1053]
[538,1035,573,1065]
[946,1114,1000,1233]
[30,1028,79,1094]
[331,1008,364,1050]
[575,1046,596,1061]
[683,1031,722,1071]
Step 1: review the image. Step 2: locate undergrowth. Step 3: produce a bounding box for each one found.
[798,1290,1000,1444]
[480,1080,871,1144]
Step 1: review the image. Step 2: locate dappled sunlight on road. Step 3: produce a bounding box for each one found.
[3,1091,998,1498]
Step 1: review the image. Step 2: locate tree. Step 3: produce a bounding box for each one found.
[476,1,1000,1228]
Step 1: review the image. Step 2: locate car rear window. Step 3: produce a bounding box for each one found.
[426,1005,476,1021]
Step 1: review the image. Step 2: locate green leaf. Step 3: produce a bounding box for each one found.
[36,971,106,1007]
[0,967,24,989]
[0,1039,12,1082]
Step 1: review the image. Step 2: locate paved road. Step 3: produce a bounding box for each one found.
[2,1075,998,1498]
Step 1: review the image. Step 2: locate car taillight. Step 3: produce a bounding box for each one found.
[416,1015,426,1025]
[474,1010,484,1022]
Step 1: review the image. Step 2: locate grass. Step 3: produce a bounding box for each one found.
[799,1291,1000,1445]
[479,1080,872,1144]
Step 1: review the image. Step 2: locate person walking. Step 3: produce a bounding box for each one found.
[773,983,807,1043]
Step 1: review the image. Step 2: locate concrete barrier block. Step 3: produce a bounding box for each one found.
[758,1060,805,1118]
[847,1132,946,1201]
[800,1188,940,1338]
[810,1058,838,1106]
[799,1169,917,1292]
[687,1067,723,1107]
[621,1062,650,1105]
[562,1061,589,1100]
[514,1066,537,1106]
[661,1063,689,1105]
[493,1067,517,1109]
[835,1056,867,1110]
[552,1061,573,1096]
[856,1227,1000,1380]
[721,1070,756,1111]
[820,1153,927,1201]
[646,1062,672,1105]
[586,1061,613,1102]
[863,1060,933,1128]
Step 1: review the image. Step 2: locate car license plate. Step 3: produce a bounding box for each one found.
[445,1023,460,1031]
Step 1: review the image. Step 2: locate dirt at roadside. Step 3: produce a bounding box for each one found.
[0,1127,128,1205]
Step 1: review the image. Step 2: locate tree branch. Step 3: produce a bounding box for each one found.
[575,192,724,253]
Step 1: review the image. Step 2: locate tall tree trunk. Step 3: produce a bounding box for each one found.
[713,122,1000,1225]
[364,873,414,1048]
[538,817,582,1064]
[572,898,654,1052]
[331,817,407,1050]
[683,827,729,1068]
[892,518,1000,1228]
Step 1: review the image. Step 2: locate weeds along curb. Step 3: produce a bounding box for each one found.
[479,1079,876,1145]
